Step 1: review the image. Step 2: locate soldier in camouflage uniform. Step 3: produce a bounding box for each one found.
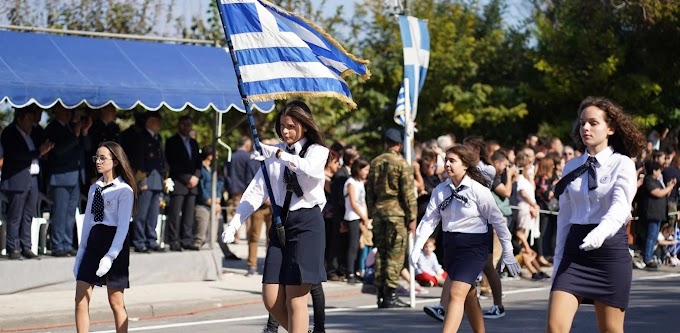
[366,128,417,308]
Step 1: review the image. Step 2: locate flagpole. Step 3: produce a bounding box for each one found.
[215,0,286,247]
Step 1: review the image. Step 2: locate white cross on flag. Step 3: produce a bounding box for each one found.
[394,15,429,127]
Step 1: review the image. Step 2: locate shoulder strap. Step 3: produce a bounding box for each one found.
[280,140,316,223]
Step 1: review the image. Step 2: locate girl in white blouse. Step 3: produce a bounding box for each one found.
[222,101,329,333]
[410,144,520,333]
[74,141,137,333]
[547,97,645,333]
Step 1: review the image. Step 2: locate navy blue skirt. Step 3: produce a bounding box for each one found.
[77,224,130,289]
[263,206,327,285]
[552,224,631,309]
[443,231,489,286]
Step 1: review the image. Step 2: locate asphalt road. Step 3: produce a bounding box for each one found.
[36,272,680,333]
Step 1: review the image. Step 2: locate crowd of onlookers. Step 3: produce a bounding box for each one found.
[1,105,678,285]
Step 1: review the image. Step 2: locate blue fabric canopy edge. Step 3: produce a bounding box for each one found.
[0,30,275,113]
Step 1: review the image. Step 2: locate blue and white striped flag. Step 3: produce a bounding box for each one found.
[394,15,429,126]
[217,0,370,108]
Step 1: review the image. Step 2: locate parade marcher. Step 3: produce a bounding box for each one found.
[222,101,329,333]
[410,144,520,333]
[366,128,417,308]
[74,142,137,333]
[262,282,326,333]
[547,96,645,333]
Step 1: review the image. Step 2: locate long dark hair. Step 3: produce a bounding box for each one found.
[463,135,489,165]
[99,141,138,214]
[446,145,487,186]
[275,101,326,147]
[572,97,645,157]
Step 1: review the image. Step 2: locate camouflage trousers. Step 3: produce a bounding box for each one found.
[372,215,407,289]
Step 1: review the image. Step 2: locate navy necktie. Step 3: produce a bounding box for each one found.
[92,183,115,222]
[438,184,468,211]
[554,156,598,197]
[283,147,303,197]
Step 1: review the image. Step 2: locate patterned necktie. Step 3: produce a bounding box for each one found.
[283,147,304,197]
[554,156,598,197]
[438,184,468,211]
[91,183,115,222]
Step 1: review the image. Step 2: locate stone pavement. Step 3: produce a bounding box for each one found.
[0,239,360,332]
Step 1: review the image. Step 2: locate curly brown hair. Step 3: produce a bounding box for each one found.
[446,145,487,187]
[571,97,645,157]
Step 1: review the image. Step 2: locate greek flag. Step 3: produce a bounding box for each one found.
[393,15,429,126]
[217,0,370,108]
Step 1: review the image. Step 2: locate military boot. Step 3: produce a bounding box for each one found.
[376,287,385,308]
[381,287,410,308]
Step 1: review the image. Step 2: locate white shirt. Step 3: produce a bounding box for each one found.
[516,175,536,205]
[230,138,328,229]
[77,177,134,260]
[343,177,366,221]
[478,161,496,187]
[416,252,444,276]
[414,176,514,254]
[554,146,637,268]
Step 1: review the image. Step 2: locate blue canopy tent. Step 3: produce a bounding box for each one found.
[0,29,274,113]
[0,29,274,262]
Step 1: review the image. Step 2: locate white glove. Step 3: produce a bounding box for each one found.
[500,251,521,277]
[252,150,265,162]
[164,178,175,193]
[222,224,238,243]
[95,256,113,277]
[579,230,606,251]
[409,249,421,268]
[258,144,279,159]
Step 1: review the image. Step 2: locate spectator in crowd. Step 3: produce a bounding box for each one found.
[1,107,54,259]
[228,136,254,244]
[327,147,360,281]
[414,238,447,287]
[165,116,201,251]
[663,154,680,226]
[535,156,558,266]
[548,96,645,333]
[658,224,680,266]
[343,158,370,284]
[45,105,92,257]
[640,160,676,269]
[323,150,340,277]
[74,142,136,333]
[525,134,539,151]
[193,146,223,250]
[548,137,564,156]
[222,101,329,333]
[123,112,166,253]
[411,144,520,332]
[366,128,415,308]
[563,145,576,162]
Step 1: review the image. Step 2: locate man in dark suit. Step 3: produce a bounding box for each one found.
[123,112,167,253]
[1,107,54,259]
[165,115,201,251]
[44,105,91,257]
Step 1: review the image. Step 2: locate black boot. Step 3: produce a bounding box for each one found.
[376,286,385,308]
[381,287,410,308]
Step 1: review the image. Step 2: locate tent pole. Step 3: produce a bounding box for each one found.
[215,0,286,247]
[209,108,218,250]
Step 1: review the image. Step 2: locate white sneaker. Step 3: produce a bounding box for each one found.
[483,305,506,319]
[423,304,445,322]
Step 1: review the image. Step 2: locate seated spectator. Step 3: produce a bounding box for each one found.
[415,238,448,287]
[513,238,549,281]
[658,224,680,266]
